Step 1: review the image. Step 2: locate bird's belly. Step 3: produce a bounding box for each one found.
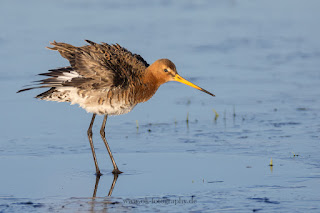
[59,87,136,115]
[83,102,136,115]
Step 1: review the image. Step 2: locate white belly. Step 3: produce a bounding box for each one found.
[51,87,136,115]
[83,102,136,115]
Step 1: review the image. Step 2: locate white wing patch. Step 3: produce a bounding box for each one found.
[57,71,81,82]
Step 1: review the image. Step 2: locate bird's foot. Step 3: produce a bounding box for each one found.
[95,170,103,177]
[112,168,123,174]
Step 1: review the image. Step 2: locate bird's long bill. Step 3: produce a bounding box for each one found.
[173,74,215,97]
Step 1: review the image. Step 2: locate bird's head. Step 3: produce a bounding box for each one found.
[147,59,215,97]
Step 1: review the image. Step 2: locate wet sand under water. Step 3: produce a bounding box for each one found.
[1,0,320,212]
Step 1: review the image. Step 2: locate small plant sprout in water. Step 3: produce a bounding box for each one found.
[136,120,139,130]
[212,108,219,121]
[186,112,189,124]
[269,158,273,167]
[292,152,299,157]
[269,158,274,172]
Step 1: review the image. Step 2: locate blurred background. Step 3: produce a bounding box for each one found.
[1,0,320,212]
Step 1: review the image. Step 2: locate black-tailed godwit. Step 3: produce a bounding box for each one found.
[18,40,214,175]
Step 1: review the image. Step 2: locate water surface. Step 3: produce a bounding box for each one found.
[1,0,320,212]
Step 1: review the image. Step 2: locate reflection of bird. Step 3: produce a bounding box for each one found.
[93,173,119,197]
[18,40,214,175]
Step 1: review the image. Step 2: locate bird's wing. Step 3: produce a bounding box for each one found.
[46,40,149,90]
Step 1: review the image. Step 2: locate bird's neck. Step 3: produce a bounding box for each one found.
[134,70,162,103]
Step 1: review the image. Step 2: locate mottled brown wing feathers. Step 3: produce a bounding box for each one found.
[46,41,77,61]
[47,40,149,89]
[18,40,149,94]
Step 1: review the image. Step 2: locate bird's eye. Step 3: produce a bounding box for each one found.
[164,69,168,72]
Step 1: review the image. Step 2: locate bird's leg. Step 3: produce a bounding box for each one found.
[100,115,123,174]
[87,114,102,176]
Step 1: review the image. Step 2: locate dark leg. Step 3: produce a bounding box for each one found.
[100,115,123,174]
[87,114,102,176]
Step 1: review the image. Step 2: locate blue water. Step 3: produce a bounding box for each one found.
[1,0,320,212]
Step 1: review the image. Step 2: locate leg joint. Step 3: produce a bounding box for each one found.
[100,128,105,137]
[87,129,93,137]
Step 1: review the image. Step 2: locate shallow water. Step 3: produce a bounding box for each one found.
[1,0,320,212]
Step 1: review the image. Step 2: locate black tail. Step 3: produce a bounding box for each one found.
[17,66,74,94]
[35,88,56,99]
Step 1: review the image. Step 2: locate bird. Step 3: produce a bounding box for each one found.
[17,40,214,175]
